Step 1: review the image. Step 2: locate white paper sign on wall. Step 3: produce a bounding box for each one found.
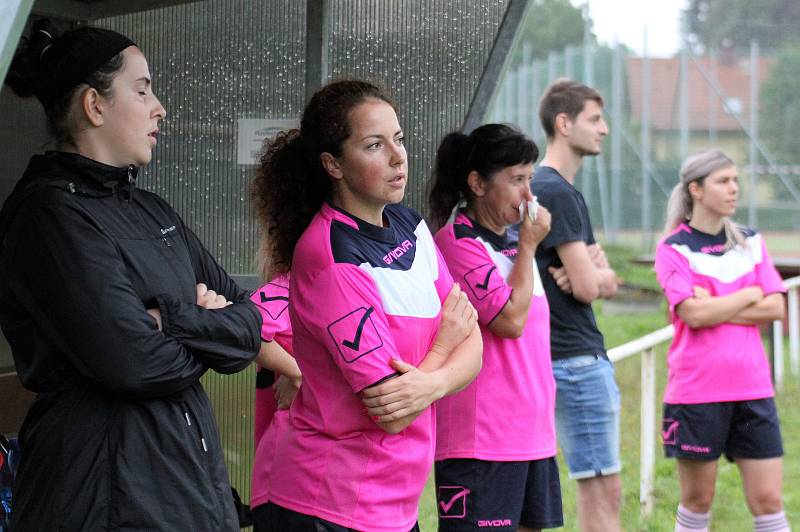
[237,119,298,165]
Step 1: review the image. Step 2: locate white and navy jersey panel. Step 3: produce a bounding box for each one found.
[290,200,451,396]
[448,212,544,325]
[659,223,785,310]
[655,222,785,404]
[329,203,443,319]
[263,201,453,531]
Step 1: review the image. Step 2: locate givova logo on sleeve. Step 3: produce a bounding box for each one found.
[327,306,384,363]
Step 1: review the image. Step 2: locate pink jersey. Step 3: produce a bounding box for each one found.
[252,202,454,532]
[433,213,556,461]
[655,223,785,404]
[250,273,293,489]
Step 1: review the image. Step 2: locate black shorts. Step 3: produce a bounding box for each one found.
[663,398,783,461]
[435,457,563,531]
[252,501,420,532]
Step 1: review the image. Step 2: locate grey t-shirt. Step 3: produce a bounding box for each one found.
[532,165,606,359]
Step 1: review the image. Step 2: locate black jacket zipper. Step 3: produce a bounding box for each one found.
[127,165,136,202]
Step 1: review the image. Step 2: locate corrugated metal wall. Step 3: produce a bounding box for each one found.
[93,0,510,502]
[98,0,508,274]
[327,0,509,213]
[97,1,307,276]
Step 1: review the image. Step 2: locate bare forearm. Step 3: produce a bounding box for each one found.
[419,322,482,376]
[254,341,300,378]
[730,293,785,325]
[570,266,609,304]
[492,246,535,337]
[506,245,535,301]
[376,325,482,434]
[678,290,760,328]
[428,324,483,396]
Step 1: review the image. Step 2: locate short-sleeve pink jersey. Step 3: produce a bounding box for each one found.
[250,273,293,445]
[433,213,556,461]
[252,202,454,532]
[655,223,785,404]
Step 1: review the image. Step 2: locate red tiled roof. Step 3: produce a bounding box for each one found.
[626,55,774,131]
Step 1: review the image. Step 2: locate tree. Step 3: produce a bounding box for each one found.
[686,0,800,53]
[685,1,800,164]
[510,0,588,66]
[760,44,800,163]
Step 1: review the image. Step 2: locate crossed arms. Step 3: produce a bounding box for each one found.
[676,286,784,328]
[549,241,618,303]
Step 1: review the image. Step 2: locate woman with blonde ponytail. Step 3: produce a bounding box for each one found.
[655,149,790,532]
[663,149,746,249]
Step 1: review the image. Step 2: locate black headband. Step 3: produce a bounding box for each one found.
[34,27,135,109]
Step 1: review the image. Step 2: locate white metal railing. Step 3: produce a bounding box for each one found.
[774,275,800,391]
[607,324,674,517]
[605,275,800,517]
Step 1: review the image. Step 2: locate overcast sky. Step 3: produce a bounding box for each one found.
[576,0,688,57]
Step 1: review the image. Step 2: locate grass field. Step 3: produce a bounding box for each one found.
[415,316,800,531]
[595,231,800,259]
[206,241,800,531]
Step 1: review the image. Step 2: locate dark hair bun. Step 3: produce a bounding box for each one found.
[437,131,471,170]
[5,19,60,98]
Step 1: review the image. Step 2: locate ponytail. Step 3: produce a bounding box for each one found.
[252,129,329,277]
[664,149,746,250]
[722,218,746,251]
[5,19,56,98]
[663,182,692,235]
[428,132,473,230]
[428,123,538,231]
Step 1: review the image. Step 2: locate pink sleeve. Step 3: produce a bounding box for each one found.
[655,242,694,313]
[250,274,291,342]
[756,237,786,295]
[435,227,512,326]
[300,264,400,393]
[433,243,455,303]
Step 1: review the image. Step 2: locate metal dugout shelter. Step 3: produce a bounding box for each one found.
[0,0,531,501]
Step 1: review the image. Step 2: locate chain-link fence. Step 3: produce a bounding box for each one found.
[489,7,800,249]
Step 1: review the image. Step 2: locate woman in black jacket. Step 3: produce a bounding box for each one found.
[0,22,261,531]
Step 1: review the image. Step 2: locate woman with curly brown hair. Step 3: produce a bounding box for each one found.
[248,79,482,532]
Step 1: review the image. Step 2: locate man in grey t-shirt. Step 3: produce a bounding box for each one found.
[532,79,621,532]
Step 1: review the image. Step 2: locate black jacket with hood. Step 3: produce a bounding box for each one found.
[0,152,261,531]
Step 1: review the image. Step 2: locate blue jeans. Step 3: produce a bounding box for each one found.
[552,354,621,480]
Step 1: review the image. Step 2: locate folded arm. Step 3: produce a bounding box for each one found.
[490,204,551,338]
[553,241,617,303]
[729,292,784,325]
[362,284,482,434]
[676,285,764,328]
[154,222,261,373]
[10,202,210,398]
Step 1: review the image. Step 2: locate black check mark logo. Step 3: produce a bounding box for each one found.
[475,266,496,290]
[260,293,289,304]
[341,307,375,351]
